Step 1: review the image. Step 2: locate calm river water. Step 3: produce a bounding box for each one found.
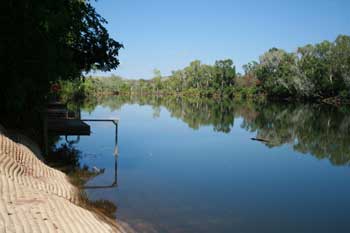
[57,96,350,233]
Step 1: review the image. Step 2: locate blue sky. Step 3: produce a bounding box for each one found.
[91,0,350,79]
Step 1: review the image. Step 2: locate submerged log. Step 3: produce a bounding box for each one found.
[251,137,270,143]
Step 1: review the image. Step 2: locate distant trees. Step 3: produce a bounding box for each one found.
[152,69,163,94]
[146,35,349,100]
[255,48,300,96]
[162,59,236,96]
[250,35,350,99]
[60,35,350,103]
[214,59,236,91]
[333,36,350,91]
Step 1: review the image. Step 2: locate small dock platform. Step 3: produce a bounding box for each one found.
[43,101,120,188]
[47,119,90,135]
[45,102,90,136]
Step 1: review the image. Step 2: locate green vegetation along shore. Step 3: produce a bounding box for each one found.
[59,35,350,105]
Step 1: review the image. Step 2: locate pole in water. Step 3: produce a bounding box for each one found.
[114,120,118,186]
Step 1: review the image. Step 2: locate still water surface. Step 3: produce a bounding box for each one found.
[59,97,350,233]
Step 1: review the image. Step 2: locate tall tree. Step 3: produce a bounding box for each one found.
[1,0,123,114]
[214,59,236,91]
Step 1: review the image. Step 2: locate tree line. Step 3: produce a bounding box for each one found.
[61,35,350,103]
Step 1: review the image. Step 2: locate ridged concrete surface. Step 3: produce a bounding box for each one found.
[0,134,128,233]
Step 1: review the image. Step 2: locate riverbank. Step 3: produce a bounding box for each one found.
[0,130,131,233]
[57,77,350,108]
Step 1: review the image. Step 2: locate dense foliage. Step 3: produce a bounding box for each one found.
[80,59,237,98]
[255,35,350,98]
[60,35,350,103]
[1,0,122,114]
[60,59,239,100]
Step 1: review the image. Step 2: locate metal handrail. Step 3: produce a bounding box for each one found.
[81,119,119,125]
[81,118,119,189]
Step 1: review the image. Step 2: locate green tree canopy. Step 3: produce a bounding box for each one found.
[1,0,123,114]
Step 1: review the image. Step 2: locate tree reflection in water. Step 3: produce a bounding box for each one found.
[78,95,350,166]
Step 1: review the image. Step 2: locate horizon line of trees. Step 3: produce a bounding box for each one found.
[59,34,350,102]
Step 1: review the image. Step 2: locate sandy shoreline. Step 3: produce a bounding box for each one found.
[0,132,132,233]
